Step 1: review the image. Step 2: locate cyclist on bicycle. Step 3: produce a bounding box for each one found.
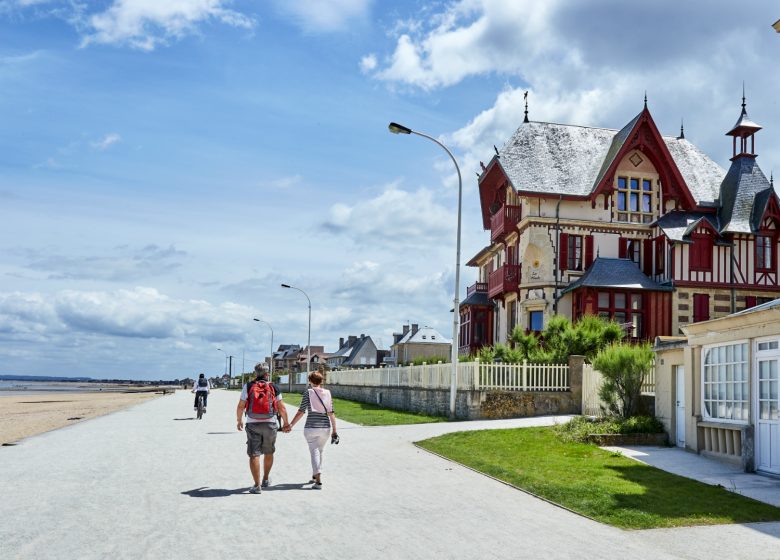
[192,373,211,411]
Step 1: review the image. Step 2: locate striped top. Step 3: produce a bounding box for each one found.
[299,389,333,429]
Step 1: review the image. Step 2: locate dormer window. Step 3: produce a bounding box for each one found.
[616,176,654,223]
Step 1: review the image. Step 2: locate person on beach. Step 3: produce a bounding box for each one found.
[236,364,290,494]
[288,371,338,489]
[191,373,210,411]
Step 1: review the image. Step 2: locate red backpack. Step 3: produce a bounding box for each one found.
[246,381,278,419]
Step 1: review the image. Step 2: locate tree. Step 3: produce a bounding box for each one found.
[593,342,654,419]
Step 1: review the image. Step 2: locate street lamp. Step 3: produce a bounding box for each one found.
[388,121,462,418]
[253,317,275,384]
[281,283,311,388]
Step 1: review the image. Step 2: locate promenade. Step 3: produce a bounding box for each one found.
[2,389,779,559]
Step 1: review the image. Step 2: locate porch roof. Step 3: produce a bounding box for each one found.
[561,258,674,295]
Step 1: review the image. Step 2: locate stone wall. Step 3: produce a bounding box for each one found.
[291,356,585,420]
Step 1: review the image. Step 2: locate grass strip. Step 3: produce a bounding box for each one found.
[282,392,446,426]
[417,426,780,529]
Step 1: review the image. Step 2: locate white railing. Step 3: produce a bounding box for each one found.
[326,360,569,392]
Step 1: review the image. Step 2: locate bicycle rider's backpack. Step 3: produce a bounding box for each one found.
[198,378,208,388]
[246,381,278,419]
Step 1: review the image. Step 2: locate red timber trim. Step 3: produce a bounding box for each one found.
[618,238,627,258]
[478,159,508,230]
[674,280,780,291]
[762,193,780,224]
[693,293,710,322]
[570,287,671,340]
[591,108,698,210]
[655,236,666,274]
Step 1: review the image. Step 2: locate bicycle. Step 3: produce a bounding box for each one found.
[196,393,206,420]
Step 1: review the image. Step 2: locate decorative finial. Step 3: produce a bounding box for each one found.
[494,145,500,157]
[679,118,685,140]
[742,81,746,110]
[644,91,647,109]
[523,90,529,123]
[771,171,774,188]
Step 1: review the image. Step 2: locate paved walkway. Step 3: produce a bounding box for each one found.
[2,390,780,560]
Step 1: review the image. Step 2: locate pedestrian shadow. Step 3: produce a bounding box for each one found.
[173,418,196,421]
[265,483,309,491]
[207,432,234,435]
[181,487,250,498]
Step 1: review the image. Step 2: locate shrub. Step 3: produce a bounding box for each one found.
[555,415,664,443]
[593,342,654,419]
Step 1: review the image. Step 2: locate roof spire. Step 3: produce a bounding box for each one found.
[742,81,746,112]
[678,118,685,140]
[523,90,529,123]
[643,91,647,109]
[771,171,774,189]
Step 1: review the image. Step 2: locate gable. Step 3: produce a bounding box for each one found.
[592,109,698,209]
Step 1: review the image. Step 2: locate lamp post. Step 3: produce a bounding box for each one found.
[281,283,311,388]
[388,121,462,418]
[253,317,275,381]
[217,347,227,387]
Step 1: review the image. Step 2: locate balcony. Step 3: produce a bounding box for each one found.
[488,264,521,299]
[466,282,488,297]
[490,204,521,243]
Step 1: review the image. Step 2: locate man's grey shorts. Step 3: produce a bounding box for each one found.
[246,422,278,456]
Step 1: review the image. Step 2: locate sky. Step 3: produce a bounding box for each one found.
[1,0,779,380]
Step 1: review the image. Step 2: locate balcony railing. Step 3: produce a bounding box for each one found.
[466,282,488,297]
[488,264,520,298]
[490,204,521,242]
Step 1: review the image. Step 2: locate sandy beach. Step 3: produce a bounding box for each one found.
[0,390,168,445]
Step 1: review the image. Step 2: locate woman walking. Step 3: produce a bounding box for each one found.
[289,372,338,489]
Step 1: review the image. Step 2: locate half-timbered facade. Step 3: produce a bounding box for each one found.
[459,96,780,354]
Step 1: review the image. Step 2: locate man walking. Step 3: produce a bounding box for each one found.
[237,364,290,494]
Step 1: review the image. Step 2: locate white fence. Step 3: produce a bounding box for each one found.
[326,360,569,392]
[581,364,656,416]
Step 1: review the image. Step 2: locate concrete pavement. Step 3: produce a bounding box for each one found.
[2,389,780,560]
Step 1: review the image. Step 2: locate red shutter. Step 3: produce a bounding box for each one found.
[693,294,710,322]
[618,238,627,258]
[643,239,653,275]
[559,233,568,272]
[584,235,594,268]
[655,237,665,273]
[745,296,757,310]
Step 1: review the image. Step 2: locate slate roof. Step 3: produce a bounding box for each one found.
[560,258,674,295]
[396,326,450,345]
[730,297,780,316]
[718,157,774,233]
[653,211,720,242]
[496,117,725,204]
[461,290,492,307]
[727,107,762,136]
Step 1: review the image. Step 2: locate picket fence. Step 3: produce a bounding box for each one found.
[326,360,570,392]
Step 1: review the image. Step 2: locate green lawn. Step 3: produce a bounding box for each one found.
[417,427,780,529]
[282,392,447,426]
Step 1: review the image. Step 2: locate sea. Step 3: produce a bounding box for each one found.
[0,379,107,395]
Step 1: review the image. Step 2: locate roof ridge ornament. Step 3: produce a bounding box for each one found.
[643,91,647,109]
[523,90,529,123]
[678,118,685,140]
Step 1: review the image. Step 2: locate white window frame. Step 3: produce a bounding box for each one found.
[754,336,780,425]
[700,339,750,425]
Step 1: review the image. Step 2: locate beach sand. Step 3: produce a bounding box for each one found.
[0,390,169,445]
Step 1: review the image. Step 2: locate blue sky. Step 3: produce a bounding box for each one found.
[1,0,778,380]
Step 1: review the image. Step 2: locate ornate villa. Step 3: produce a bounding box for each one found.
[459,93,780,355]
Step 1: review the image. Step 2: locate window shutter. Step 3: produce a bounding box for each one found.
[643,239,653,275]
[693,294,710,322]
[559,233,569,272]
[745,296,757,310]
[618,238,627,258]
[584,235,594,268]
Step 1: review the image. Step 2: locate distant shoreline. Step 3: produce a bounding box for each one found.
[0,380,181,396]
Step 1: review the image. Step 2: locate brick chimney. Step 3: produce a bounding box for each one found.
[402,325,409,336]
[339,337,344,348]
[347,335,357,346]
[411,324,419,335]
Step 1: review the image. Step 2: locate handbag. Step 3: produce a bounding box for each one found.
[310,388,339,445]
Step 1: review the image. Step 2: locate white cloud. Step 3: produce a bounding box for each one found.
[321,183,455,249]
[78,0,255,51]
[266,174,302,189]
[359,53,377,73]
[91,132,122,150]
[274,0,371,33]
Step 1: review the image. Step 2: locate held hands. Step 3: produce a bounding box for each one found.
[281,422,291,433]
